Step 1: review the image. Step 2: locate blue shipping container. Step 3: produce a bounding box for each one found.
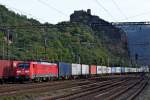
[58,62,72,77]
[111,67,116,73]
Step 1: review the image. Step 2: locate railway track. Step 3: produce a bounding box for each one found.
[0,79,92,96]
[0,76,125,96]
[0,79,87,88]
[55,77,147,100]
[114,78,149,100]
[0,77,116,96]
[0,75,147,100]
[94,79,142,100]
[43,77,146,100]
[41,77,130,100]
[0,75,116,89]
[0,74,138,89]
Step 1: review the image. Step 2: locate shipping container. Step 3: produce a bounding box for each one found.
[121,67,125,73]
[128,67,131,72]
[128,67,132,73]
[111,67,116,73]
[133,68,137,72]
[81,64,89,75]
[146,68,149,72]
[0,60,12,79]
[97,66,103,74]
[106,67,111,74]
[137,68,140,72]
[71,63,81,75]
[102,66,107,74]
[0,60,22,79]
[141,66,149,72]
[58,62,71,78]
[125,67,130,73]
[136,68,139,72]
[131,68,133,72]
[130,68,134,73]
[140,67,143,72]
[90,65,97,75]
[116,67,121,73]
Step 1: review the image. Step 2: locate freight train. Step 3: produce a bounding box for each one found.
[0,60,149,83]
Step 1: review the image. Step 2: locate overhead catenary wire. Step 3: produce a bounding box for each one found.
[2,1,150,26]
[0,3,150,30]
[94,0,117,22]
[111,0,128,21]
[120,10,150,21]
[36,0,68,17]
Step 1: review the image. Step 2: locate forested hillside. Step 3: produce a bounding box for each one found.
[0,5,129,66]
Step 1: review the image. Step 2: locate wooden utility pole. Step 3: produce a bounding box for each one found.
[7,29,10,60]
[42,27,48,60]
[2,37,5,59]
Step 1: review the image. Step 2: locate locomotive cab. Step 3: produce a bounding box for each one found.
[16,63,30,81]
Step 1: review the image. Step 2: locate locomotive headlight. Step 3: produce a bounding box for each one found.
[16,70,21,73]
[25,70,29,73]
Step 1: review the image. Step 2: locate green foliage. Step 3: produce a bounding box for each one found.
[0,5,130,66]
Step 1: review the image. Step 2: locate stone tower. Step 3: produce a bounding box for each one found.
[87,9,91,15]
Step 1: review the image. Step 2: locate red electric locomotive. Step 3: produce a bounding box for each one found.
[16,62,58,81]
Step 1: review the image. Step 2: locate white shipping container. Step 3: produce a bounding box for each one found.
[125,67,129,73]
[81,64,89,75]
[107,67,111,73]
[140,67,144,72]
[137,68,140,72]
[140,66,149,72]
[116,67,121,73]
[136,68,139,72]
[134,68,137,72]
[139,68,142,72]
[144,66,149,72]
[102,66,107,74]
[128,68,132,72]
[146,68,149,72]
[71,63,81,75]
[130,68,133,72]
[128,68,131,72]
[138,68,140,72]
[132,68,135,72]
[97,66,103,74]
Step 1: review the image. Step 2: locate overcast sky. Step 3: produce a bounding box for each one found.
[0,0,150,24]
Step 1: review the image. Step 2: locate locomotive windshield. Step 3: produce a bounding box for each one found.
[18,63,29,68]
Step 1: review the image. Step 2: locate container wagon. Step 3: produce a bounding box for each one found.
[0,60,22,82]
[121,67,125,74]
[106,67,111,74]
[111,67,116,74]
[90,65,97,75]
[81,64,89,78]
[58,62,71,79]
[71,63,81,79]
[125,67,130,74]
[97,66,103,75]
[116,67,121,74]
[101,66,107,74]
